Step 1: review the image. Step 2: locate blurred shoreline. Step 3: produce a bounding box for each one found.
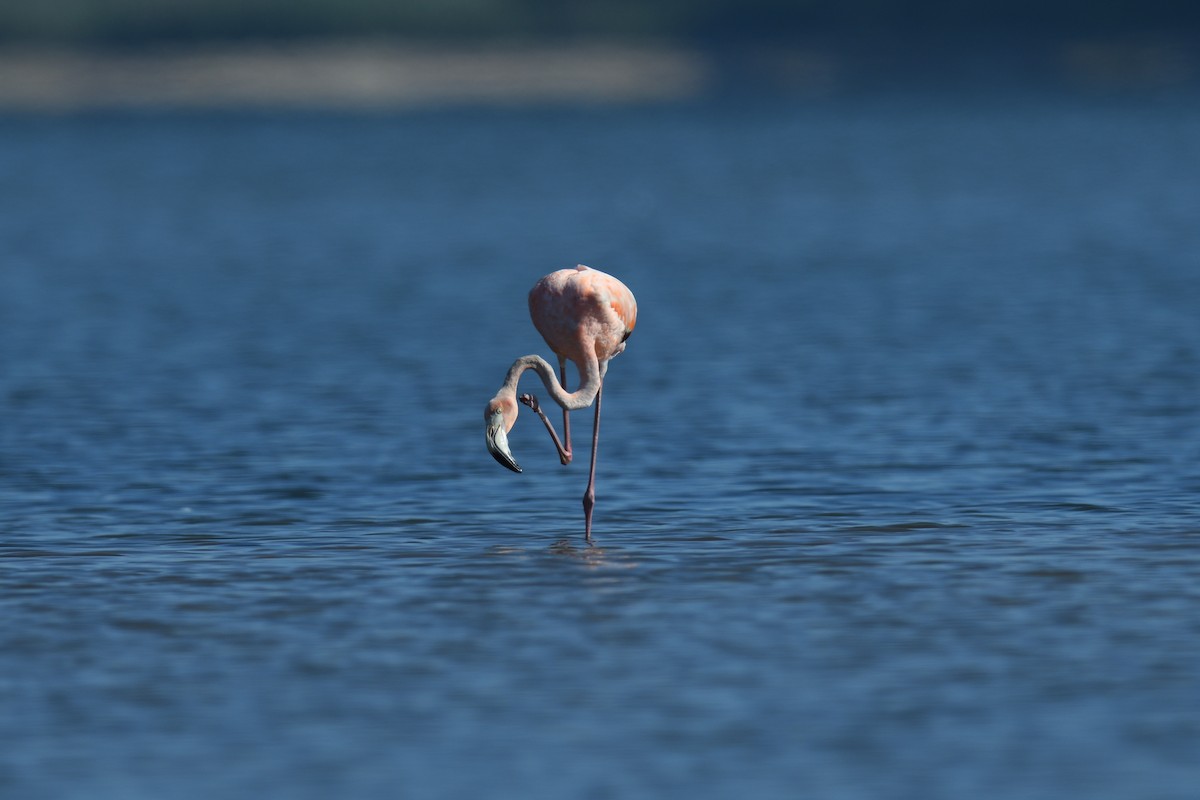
[0,42,706,110]
[0,38,1196,110]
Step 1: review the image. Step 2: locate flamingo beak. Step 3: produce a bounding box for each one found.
[486,411,522,473]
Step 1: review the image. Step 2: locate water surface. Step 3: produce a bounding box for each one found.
[2,96,1199,799]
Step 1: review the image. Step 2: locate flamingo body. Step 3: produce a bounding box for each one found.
[529,266,637,369]
[484,265,637,540]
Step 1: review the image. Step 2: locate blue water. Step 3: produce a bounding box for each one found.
[2,96,1199,799]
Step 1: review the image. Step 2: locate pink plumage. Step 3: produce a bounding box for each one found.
[529,265,637,368]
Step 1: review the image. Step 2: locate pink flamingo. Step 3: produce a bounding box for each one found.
[484,265,638,540]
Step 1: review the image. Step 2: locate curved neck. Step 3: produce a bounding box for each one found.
[500,354,601,411]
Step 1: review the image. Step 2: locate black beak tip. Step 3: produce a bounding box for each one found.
[490,448,522,473]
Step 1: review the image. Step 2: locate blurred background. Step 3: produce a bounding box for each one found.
[0,0,1199,106]
[3,3,1200,800]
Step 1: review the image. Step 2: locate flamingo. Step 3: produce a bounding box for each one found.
[484,265,637,540]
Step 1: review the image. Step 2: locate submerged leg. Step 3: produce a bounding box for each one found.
[582,382,602,541]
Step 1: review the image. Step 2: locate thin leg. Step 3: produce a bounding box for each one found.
[516,356,575,466]
[519,393,572,465]
[558,356,572,461]
[582,381,602,541]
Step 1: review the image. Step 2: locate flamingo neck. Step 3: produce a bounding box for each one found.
[500,354,601,411]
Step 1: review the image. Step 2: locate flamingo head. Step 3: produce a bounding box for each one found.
[484,393,521,473]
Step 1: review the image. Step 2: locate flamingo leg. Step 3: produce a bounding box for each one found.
[519,392,572,465]
[559,356,572,460]
[582,381,602,541]
[517,356,575,466]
